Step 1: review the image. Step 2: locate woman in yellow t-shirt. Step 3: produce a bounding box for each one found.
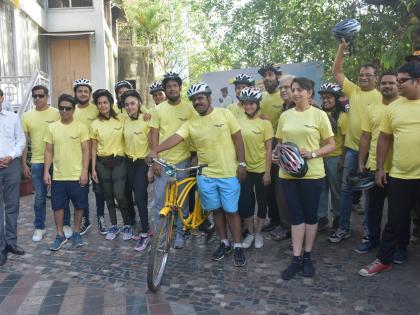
[121,90,152,251]
[237,87,274,250]
[317,83,348,231]
[274,77,335,280]
[91,89,131,241]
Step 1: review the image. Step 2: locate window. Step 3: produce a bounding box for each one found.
[48,0,93,8]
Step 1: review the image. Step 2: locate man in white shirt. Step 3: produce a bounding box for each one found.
[0,89,12,111]
[0,94,26,266]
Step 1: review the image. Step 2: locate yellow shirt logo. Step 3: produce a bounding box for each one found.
[214,123,224,128]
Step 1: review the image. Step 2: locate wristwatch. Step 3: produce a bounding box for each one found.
[238,162,247,168]
[311,151,317,159]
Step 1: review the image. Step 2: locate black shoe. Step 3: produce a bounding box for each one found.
[0,251,7,266]
[6,244,25,255]
[302,258,315,277]
[233,247,247,267]
[262,221,279,232]
[282,258,302,280]
[80,217,92,236]
[212,242,232,261]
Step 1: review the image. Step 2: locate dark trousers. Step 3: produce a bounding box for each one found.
[125,158,137,225]
[0,159,21,251]
[238,172,268,219]
[127,159,149,232]
[377,177,420,264]
[267,164,280,224]
[367,183,388,246]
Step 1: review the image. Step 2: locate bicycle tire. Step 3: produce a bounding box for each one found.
[147,211,174,292]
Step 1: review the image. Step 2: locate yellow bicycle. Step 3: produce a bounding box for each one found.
[147,159,209,292]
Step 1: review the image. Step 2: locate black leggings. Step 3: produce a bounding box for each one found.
[238,172,268,219]
[127,159,149,232]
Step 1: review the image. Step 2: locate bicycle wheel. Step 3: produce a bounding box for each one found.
[147,211,174,292]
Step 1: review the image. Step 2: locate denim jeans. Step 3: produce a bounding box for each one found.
[152,159,190,234]
[317,156,342,219]
[32,163,70,228]
[338,148,359,231]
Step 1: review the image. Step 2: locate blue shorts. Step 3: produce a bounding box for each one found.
[196,176,240,213]
[51,180,89,211]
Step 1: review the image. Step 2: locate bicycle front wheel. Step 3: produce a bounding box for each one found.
[147,211,174,292]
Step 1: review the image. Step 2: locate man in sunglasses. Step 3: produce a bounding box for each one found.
[22,85,71,243]
[44,94,90,251]
[359,61,420,276]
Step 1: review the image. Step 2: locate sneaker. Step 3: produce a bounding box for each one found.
[80,217,92,236]
[63,225,73,239]
[32,229,46,242]
[241,234,254,249]
[50,235,67,251]
[72,232,83,248]
[254,233,264,249]
[282,258,302,280]
[262,221,278,232]
[134,235,151,251]
[233,247,247,267]
[269,225,283,238]
[122,225,133,241]
[302,258,315,277]
[392,247,408,264]
[97,216,107,235]
[354,240,377,254]
[317,217,329,232]
[174,232,185,249]
[329,228,351,243]
[106,225,120,240]
[212,242,233,261]
[359,259,392,277]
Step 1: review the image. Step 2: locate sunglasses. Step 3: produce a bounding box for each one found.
[32,94,46,99]
[58,106,73,112]
[397,77,416,85]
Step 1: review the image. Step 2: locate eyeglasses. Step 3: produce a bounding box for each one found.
[397,77,416,85]
[32,94,46,99]
[58,106,73,112]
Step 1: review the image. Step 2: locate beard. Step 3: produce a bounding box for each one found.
[167,94,180,102]
[264,80,279,93]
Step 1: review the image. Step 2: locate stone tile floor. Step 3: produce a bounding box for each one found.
[0,192,419,314]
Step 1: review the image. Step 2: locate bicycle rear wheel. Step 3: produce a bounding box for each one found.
[147,211,174,292]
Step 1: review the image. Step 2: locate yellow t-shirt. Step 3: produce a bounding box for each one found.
[260,90,284,132]
[240,117,274,173]
[74,103,99,130]
[124,114,150,160]
[276,106,334,179]
[361,100,395,172]
[44,120,90,181]
[22,107,60,163]
[342,78,382,150]
[380,97,420,179]
[226,102,246,121]
[325,111,347,157]
[176,108,240,178]
[149,100,197,164]
[91,117,125,157]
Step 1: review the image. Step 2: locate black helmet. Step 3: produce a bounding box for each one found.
[318,83,344,97]
[149,81,164,95]
[333,19,361,42]
[114,80,133,96]
[233,74,255,86]
[121,89,142,105]
[347,171,375,191]
[162,71,182,89]
[186,82,212,100]
[93,89,114,106]
[273,142,308,178]
[405,47,420,62]
[258,63,282,77]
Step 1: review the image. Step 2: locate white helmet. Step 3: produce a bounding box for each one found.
[239,87,263,103]
[187,83,212,100]
[149,81,164,95]
[318,83,344,96]
[73,78,92,92]
[333,19,361,42]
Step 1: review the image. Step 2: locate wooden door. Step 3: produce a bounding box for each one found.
[50,37,90,104]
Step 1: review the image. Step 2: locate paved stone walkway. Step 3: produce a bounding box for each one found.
[0,192,419,314]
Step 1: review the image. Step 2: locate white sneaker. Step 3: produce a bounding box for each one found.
[242,234,254,249]
[254,233,264,249]
[32,229,46,242]
[63,225,73,239]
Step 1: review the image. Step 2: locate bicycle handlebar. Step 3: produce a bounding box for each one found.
[152,158,208,176]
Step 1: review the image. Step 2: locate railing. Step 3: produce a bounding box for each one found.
[0,70,50,117]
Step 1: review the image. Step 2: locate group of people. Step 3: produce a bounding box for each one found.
[0,40,419,281]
